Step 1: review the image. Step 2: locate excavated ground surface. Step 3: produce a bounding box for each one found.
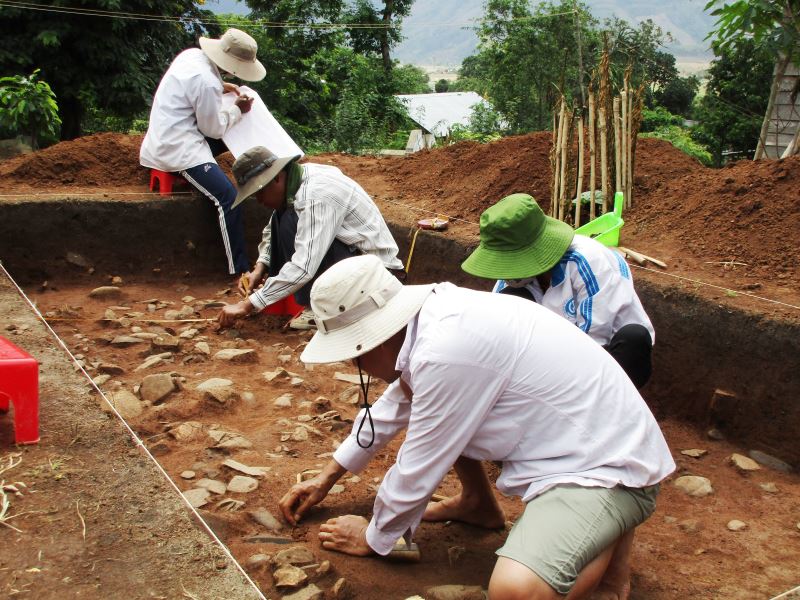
[1,133,799,598]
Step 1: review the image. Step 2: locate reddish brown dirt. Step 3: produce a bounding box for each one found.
[3,132,795,319]
[4,276,796,599]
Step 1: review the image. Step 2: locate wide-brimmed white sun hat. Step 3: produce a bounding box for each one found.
[300,255,434,364]
[199,28,266,82]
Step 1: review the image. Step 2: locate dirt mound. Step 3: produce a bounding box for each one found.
[0,132,148,186]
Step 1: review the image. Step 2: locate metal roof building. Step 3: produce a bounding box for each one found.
[395,91,490,137]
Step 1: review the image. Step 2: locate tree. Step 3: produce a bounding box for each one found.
[691,38,773,165]
[0,1,215,140]
[0,70,61,148]
[393,64,430,94]
[705,0,800,157]
[654,74,700,117]
[343,0,414,74]
[435,78,450,93]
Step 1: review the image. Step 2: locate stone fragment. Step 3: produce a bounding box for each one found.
[680,449,707,458]
[216,498,245,512]
[328,484,345,495]
[131,332,160,340]
[227,475,258,494]
[674,476,714,497]
[208,430,252,450]
[425,585,485,600]
[102,390,143,420]
[727,519,747,531]
[110,335,144,348]
[678,519,703,533]
[315,561,330,575]
[273,546,315,566]
[89,286,122,299]
[214,348,257,363]
[223,459,269,477]
[194,341,211,356]
[139,373,177,404]
[274,565,308,589]
[152,334,181,352]
[290,427,309,442]
[66,251,91,268]
[334,372,362,384]
[134,355,166,372]
[729,453,760,472]
[98,363,125,375]
[748,450,792,473]
[196,478,227,495]
[313,396,331,412]
[180,470,196,479]
[179,328,198,339]
[760,482,779,493]
[290,377,304,386]
[447,545,466,567]
[183,488,211,508]
[204,386,239,405]
[196,378,233,392]
[281,584,323,600]
[707,428,725,441]
[169,421,203,441]
[339,385,361,404]
[245,553,271,569]
[92,374,111,386]
[249,509,282,531]
[264,368,289,382]
[273,393,294,408]
[111,276,123,285]
[331,578,347,598]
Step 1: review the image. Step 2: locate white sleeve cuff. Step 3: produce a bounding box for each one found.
[249,290,267,311]
[332,436,377,475]
[365,518,405,556]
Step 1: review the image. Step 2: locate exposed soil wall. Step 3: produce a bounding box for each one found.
[1,198,797,465]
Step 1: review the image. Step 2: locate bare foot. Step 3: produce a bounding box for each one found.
[590,580,631,600]
[422,493,506,529]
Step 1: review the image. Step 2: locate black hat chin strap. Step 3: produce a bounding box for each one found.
[355,357,375,449]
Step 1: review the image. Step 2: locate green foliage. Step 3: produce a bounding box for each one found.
[343,0,414,72]
[690,38,773,165]
[447,101,506,144]
[0,1,217,139]
[434,79,450,93]
[642,125,712,166]
[705,0,800,64]
[0,70,61,148]
[392,64,430,94]
[640,106,684,132]
[654,74,700,116]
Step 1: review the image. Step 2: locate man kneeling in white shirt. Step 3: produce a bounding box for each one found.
[278,254,675,600]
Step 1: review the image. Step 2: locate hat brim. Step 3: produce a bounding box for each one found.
[199,37,266,82]
[462,217,575,279]
[232,155,301,209]
[300,284,435,364]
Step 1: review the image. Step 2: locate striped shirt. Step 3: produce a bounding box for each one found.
[494,235,655,345]
[249,164,403,310]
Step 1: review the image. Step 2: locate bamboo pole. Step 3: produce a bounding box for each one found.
[598,105,608,214]
[620,90,628,206]
[626,88,634,209]
[558,109,570,221]
[588,92,596,222]
[613,97,621,194]
[552,100,566,217]
[574,116,585,227]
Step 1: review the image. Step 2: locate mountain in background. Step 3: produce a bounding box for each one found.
[205,0,716,67]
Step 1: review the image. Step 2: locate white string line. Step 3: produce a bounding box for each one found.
[0,191,195,198]
[377,196,800,311]
[0,260,268,600]
[770,584,800,600]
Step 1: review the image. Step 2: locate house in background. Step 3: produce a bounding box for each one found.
[761,61,799,158]
[395,91,493,153]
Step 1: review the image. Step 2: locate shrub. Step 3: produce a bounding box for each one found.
[0,69,61,147]
[640,106,684,133]
[641,125,712,166]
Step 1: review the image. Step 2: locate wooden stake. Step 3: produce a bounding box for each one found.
[620,90,628,206]
[613,97,621,194]
[558,109,570,221]
[588,92,596,222]
[598,105,608,214]
[552,100,566,217]
[626,89,634,209]
[574,116,585,227]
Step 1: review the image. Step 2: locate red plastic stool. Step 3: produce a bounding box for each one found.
[149,169,189,196]
[0,336,39,445]
[262,295,304,317]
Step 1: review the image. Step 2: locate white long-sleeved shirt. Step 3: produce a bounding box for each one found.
[493,235,655,345]
[332,284,675,555]
[140,48,242,172]
[248,164,404,310]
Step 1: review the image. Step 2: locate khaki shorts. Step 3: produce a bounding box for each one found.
[496,484,659,595]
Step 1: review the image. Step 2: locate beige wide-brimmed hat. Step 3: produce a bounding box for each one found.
[301,255,434,364]
[199,28,266,82]
[231,146,301,208]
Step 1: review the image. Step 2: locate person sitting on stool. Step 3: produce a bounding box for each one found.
[462,192,654,389]
[140,28,265,277]
[217,146,404,330]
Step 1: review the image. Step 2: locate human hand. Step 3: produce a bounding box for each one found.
[222,82,240,95]
[217,300,254,328]
[238,264,267,296]
[234,94,253,114]
[279,475,333,526]
[319,515,374,557]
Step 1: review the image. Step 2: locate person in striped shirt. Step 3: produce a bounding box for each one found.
[462,193,654,389]
[217,146,404,329]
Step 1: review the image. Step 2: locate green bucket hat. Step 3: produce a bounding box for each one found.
[462,193,575,280]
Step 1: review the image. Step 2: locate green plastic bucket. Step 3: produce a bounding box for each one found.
[574,192,624,247]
